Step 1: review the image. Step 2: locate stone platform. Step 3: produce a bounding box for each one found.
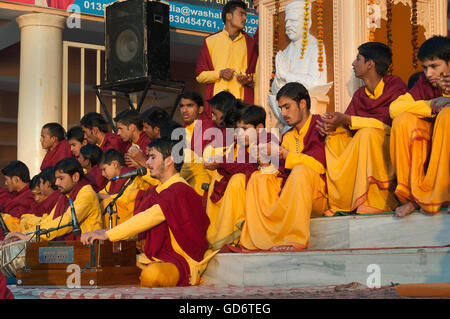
[203,211,450,287]
[7,210,450,298]
[308,210,450,249]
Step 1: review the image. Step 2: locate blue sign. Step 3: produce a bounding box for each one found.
[71,0,108,16]
[169,1,258,35]
[70,0,258,35]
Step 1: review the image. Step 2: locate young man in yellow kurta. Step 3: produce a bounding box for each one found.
[390,36,450,217]
[204,105,262,251]
[195,0,258,117]
[240,82,329,251]
[176,91,218,197]
[2,157,102,242]
[81,138,213,288]
[317,42,407,215]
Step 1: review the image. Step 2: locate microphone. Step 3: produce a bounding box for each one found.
[110,167,147,181]
[68,198,81,237]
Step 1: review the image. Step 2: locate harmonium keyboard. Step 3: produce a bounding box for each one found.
[15,240,140,288]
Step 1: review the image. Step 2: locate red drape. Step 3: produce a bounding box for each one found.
[40,140,73,171]
[345,75,407,126]
[84,165,108,193]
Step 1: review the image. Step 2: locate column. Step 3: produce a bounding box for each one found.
[16,13,66,176]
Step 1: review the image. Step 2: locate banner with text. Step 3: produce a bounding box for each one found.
[168,1,258,35]
[3,0,258,35]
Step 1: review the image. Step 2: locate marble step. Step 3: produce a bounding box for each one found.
[202,246,450,287]
[308,210,450,250]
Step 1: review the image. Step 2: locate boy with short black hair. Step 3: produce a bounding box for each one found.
[390,35,450,216]
[208,91,237,128]
[36,166,66,218]
[0,161,36,238]
[98,149,151,227]
[79,144,107,192]
[67,126,88,158]
[40,122,73,171]
[80,112,127,153]
[176,91,217,197]
[114,109,151,168]
[141,106,170,141]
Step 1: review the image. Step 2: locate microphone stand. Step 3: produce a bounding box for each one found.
[0,213,10,236]
[103,175,136,229]
[26,220,78,242]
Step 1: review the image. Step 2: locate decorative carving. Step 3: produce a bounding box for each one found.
[259,0,447,126]
[364,0,447,40]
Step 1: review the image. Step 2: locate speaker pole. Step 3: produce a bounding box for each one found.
[125,92,136,110]
[95,88,118,134]
[136,81,151,112]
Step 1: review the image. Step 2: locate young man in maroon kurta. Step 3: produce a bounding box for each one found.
[40,123,73,171]
[0,161,36,240]
[80,112,127,154]
[113,109,151,169]
[81,138,211,287]
[36,166,66,217]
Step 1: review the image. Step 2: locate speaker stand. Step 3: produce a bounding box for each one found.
[94,76,185,133]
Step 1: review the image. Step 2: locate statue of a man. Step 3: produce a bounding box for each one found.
[269,0,332,126]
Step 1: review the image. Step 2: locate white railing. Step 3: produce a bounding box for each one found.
[61,41,117,130]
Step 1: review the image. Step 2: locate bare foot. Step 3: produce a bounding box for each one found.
[395,201,419,217]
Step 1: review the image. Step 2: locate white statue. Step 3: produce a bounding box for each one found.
[269,0,333,128]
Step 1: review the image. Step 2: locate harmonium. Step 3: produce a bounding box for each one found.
[7,240,140,288]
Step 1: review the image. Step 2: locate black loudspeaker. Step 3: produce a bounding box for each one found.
[105,0,170,83]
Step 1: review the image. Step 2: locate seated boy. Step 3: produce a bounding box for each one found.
[0,161,36,238]
[204,104,263,251]
[78,144,107,192]
[390,36,450,216]
[98,149,153,228]
[318,42,407,215]
[67,126,88,158]
[239,82,328,251]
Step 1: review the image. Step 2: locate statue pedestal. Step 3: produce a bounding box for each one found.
[268,82,332,130]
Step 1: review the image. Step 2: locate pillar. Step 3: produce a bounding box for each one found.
[16,13,66,176]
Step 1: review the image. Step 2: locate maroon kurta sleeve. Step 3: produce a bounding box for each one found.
[0,272,14,299]
[2,186,36,219]
[101,132,129,154]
